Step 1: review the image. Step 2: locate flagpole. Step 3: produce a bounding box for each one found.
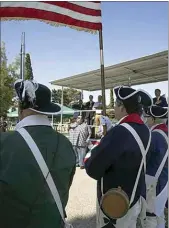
[99,30,106,116]
[20,35,23,79]
[21,32,25,80]
[19,32,25,119]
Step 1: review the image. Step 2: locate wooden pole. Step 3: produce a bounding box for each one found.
[99,30,106,116]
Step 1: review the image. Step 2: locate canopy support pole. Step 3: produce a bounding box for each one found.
[51,115,54,128]
[99,30,106,116]
[128,76,131,87]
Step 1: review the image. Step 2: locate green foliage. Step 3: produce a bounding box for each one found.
[8,55,20,80]
[52,88,81,106]
[25,53,33,80]
[0,42,17,116]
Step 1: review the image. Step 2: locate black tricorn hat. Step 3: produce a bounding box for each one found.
[114,86,153,107]
[144,105,168,119]
[14,79,61,114]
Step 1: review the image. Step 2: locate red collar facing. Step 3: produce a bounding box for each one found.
[120,113,144,125]
[152,124,168,133]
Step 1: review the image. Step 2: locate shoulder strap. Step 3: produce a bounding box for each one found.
[17,128,65,222]
[153,129,168,180]
[120,123,151,206]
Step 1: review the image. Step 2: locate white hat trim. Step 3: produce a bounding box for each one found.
[150,106,168,118]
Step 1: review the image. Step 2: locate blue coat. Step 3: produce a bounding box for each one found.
[85,122,151,208]
[146,130,168,196]
[153,96,168,107]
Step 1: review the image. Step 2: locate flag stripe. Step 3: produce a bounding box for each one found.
[1,7,102,31]
[1,1,102,32]
[1,2,101,23]
[69,1,101,10]
[42,1,101,16]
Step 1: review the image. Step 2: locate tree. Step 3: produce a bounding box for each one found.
[25,53,33,80]
[8,55,20,80]
[0,42,15,116]
[52,88,81,106]
[109,89,114,109]
[52,89,62,104]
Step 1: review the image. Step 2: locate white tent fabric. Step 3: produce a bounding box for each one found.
[51,50,168,91]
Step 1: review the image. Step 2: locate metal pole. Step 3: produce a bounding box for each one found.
[81,90,83,101]
[128,76,131,87]
[20,38,23,79]
[20,32,25,80]
[18,32,25,120]
[52,115,54,128]
[22,32,25,80]
[99,30,106,116]
[60,86,64,132]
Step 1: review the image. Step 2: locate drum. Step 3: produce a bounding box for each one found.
[100,186,130,219]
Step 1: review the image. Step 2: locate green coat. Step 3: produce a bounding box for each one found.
[0,126,76,228]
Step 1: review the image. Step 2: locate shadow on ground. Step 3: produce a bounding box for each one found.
[68,214,96,228]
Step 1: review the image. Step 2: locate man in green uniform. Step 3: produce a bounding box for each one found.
[0,79,76,228]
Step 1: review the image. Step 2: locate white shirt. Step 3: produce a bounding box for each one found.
[100,116,112,131]
[97,116,113,136]
[93,102,102,109]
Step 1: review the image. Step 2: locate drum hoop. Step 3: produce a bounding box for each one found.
[100,187,130,219]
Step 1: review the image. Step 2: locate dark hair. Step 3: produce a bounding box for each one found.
[117,97,143,116]
[155,89,161,93]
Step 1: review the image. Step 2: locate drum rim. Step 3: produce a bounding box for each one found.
[100,187,130,219]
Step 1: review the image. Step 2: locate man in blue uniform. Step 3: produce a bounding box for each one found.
[144,106,168,228]
[85,86,153,228]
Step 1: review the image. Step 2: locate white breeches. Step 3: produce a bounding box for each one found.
[146,212,166,228]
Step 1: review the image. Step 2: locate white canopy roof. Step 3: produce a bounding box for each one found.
[51,50,168,91]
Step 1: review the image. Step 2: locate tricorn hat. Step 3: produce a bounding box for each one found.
[144,105,168,119]
[114,86,153,107]
[14,79,61,114]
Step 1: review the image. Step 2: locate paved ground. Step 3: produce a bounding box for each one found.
[66,168,168,228]
[66,167,97,228]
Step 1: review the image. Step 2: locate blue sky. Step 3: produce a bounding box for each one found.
[1,1,168,103]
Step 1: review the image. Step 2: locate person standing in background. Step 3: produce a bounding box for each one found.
[153,89,168,107]
[144,105,168,228]
[0,79,76,228]
[95,113,113,138]
[85,86,153,228]
[0,116,7,132]
[72,116,91,169]
[93,95,103,110]
[85,95,95,138]
[85,95,95,126]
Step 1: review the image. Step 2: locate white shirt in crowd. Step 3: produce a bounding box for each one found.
[97,116,113,136]
[100,116,112,131]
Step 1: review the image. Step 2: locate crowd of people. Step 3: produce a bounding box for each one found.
[0,115,7,132]
[0,79,168,228]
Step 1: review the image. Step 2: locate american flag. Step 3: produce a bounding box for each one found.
[0,1,102,33]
